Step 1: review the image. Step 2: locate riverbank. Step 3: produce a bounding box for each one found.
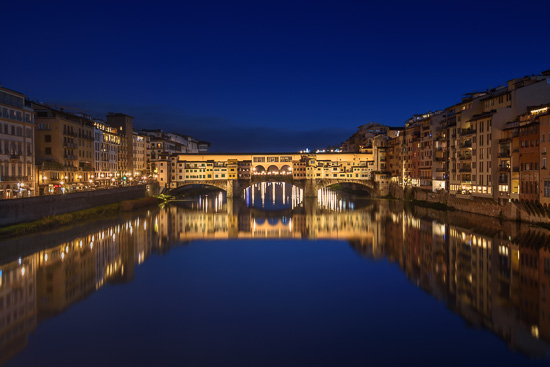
[388,183,550,225]
[0,183,158,227]
[0,196,159,239]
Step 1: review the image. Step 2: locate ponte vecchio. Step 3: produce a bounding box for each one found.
[157,152,391,197]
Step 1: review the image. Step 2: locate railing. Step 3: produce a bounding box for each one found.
[64,154,77,160]
[460,141,472,148]
[64,142,78,149]
[498,151,510,158]
[499,165,510,172]
[461,128,477,136]
[459,167,472,172]
[459,155,472,160]
[498,177,508,184]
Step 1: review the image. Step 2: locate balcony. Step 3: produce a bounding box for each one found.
[436,168,446,172]
[459,167,472,173]
[64,154,77,160]
[461,128,477,136]
[460,141,472,149]
[64,142,78,149]
[459,154,472,161]
[498,177,508,184]
[499,165,510,172]
[498,151,510,158]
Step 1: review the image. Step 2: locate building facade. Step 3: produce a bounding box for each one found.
[0,86,35,198]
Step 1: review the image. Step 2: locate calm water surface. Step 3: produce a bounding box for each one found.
[1,182,550,366]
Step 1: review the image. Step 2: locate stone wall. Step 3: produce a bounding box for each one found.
[0,184,158,227]
[389,183,550,225]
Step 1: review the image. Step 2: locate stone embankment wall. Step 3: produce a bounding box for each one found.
[390,183,550,225]
[0,183,158,227]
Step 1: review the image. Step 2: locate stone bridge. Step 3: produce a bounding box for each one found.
[169,176,382,198]
[159,152,390,198]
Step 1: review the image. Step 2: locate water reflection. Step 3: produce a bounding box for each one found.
[1,191,550,364]
[243,182,304,210]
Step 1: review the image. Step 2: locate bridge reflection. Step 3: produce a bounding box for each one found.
[1,198,550,363]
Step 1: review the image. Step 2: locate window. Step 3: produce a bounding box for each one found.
[45,147,51,155]
[45,135,51,142]
[544,158,547,169]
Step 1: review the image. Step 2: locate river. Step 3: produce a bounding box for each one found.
[0,182,549,366]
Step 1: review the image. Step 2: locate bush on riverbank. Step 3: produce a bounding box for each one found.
[0,197,159,239]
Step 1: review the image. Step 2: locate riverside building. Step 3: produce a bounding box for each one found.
[0,85,35,198]
[33,104,95,195]
[341,69,550,204]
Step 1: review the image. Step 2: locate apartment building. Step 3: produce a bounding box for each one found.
[0,86,35,198]
[33,104,95,194]
[132,132,148,177]
[537,105,550,206]
[106,113,134,177]
[93,120,120,185]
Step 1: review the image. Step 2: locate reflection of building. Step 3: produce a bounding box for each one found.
[0,255,37,364]
[37,236,95,316]
[4,193,550,364]
[383,211,550,358]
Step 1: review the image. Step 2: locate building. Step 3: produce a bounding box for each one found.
[132,132,148,177]
[0,86,35,198]
[93,119,120,186]
[537,105,550,206]
[106,113,134,178]
[33,104,95,194]
[519,113,540,202]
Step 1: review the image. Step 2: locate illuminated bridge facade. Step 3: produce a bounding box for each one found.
[157,153,391,197]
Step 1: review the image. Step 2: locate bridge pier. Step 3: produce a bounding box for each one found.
[226,179,245,199]
[304,179,318,198]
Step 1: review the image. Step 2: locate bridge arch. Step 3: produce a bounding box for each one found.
[267,165,279,174]
[169,181,228,195]
[267,218,279,225]
[253,165,266,175]
[317,179,377,196]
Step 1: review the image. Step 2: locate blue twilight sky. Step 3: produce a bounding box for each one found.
[2,0,549,152]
